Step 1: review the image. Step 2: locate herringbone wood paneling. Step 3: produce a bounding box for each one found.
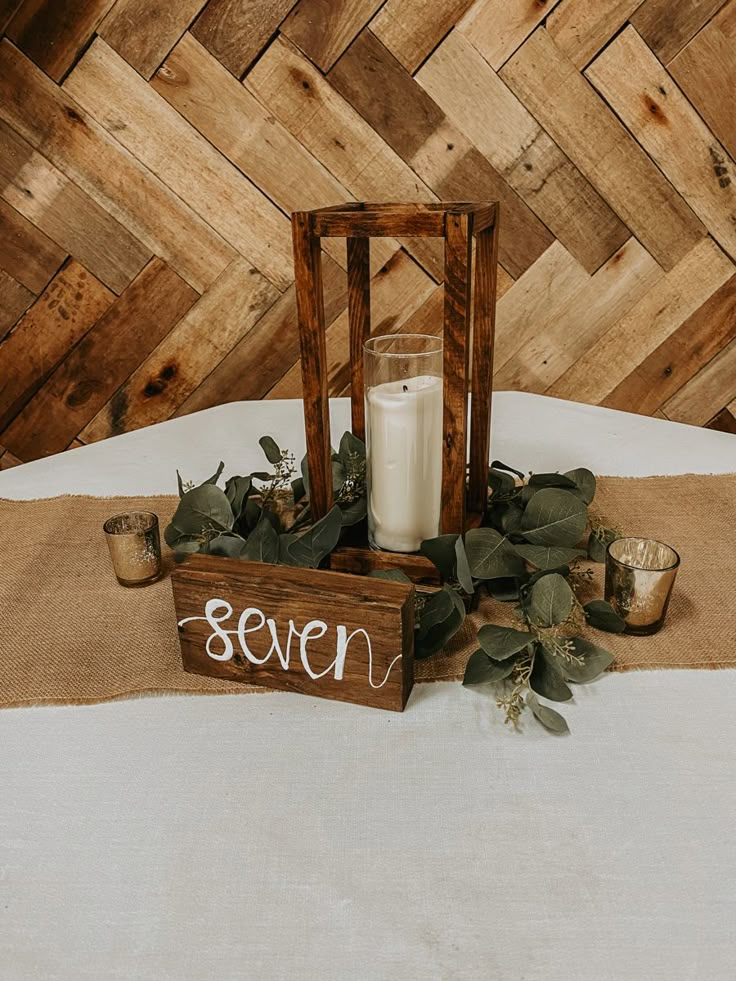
[1,0,735,468]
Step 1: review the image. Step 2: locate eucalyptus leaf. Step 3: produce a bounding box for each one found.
[520,484,540,506]
[415,586,465,660]
[454,536,475,594]
[338,495,367,526]
[288,506,343,568]
[488,467,516,497]
[464,527,524,580]
[477,624,533,661]
[530,647,573,702]
[278,533,299,565]
[291,477,305,503]
[170,484,234,537]
[259,435,281,465]
[498,502,524,535]
[203,461,225,486]
[249,472,273,481]
[514,543,586,571]
[338,430,366,462]
[486,578,520,602]
[242,517,279,564]
[420,534,459,580]
[588,527,617,563]
[204,533,248,559]
[368,569,413,584]
[584,600,626,634]
[528,472,577,489]
[462,649,517,686]
[528,573,575,627]
[225,475,252,521]
[176,470,186,498]
[527,693,570,733]
[565,468,596,505]
[521,488,588,547]
[173,540,201,562]
[164,520,191,548]
[562,638,614,683]
[491,460,525,480]
[243,498,262,531]
[332,458,347,492]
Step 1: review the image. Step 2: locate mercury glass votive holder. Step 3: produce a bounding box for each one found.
[103,511,162,587]
[605,537,680,635]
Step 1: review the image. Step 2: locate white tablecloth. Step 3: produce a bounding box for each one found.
[1,393,735,981]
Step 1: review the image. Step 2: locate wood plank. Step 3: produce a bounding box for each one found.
[0,0,23,32]
[0,120,150,294]
[468,220,498,515]
[0,447,22,469]
[664,336,736,426]
[670,1,736,160]
[548,239,735,405]
[329,30,553,278]
[292,210,333,520]
[0,198,66,294]
[631,0,728,64]
[0,269,33,340]
[602,274,736,415]
[705,406,736,435]
[0,40,234,293]
[192,0,296,77]
[0,260,113,432]
[495,238,663,393]
[416,31,628,273]
[269,250,436,398]
[547,0,642,69]
[586,25,736,262]
[64,39,293,290]
[500,28,706,272]
[172,555,414,712]
[246,37,442,280]
[80,259,280,442]
[347,237,370,440]
[457,0,564,69]
[151,33,369,271]
[98,0,207,78]
[175,254,350,414]
[1,259,197,460]
[371,0,475,73]
[281,0,384,71]
[6,0,115,81]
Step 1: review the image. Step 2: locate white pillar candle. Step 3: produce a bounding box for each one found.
[365,375,443,553]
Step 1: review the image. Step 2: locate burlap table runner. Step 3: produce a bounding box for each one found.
[1,474,734,707]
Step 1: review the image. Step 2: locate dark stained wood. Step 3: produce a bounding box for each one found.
[631,0,727,64]
[6,0,114,81]
[442,210,472,532]
[0,259,113,431]
[172,554,414,711]
[347,236,370,439]
[468,218,499,515]
[0,258,196,460]
[98,0,207,79]
[282,0,384,72]
[0,268,32,339]
[192,0,297,77]
[0,198,66,294]
[292,210,334,520]
[315,209,447,237]
[330,545,440,584]
[705,407,736,435]
[0,0,22,32]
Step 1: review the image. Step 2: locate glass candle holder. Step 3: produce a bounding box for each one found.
[605,537,680,635]
[103,511,162,587]
[364,333,443,553]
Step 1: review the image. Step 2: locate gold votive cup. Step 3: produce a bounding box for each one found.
[605,537,680,635]
[103,511,162,587]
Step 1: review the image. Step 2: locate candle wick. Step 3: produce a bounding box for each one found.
[402,384,408,392]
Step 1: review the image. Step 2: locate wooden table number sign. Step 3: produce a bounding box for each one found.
[173,203,498,712]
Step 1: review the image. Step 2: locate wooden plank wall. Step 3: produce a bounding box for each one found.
[1,0,735,467]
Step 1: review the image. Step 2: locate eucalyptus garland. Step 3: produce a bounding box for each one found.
[165,436,623,734]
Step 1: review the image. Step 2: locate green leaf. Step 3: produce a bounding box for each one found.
[278,533,298,565]
[565,468,596,505]
[498,502,524,534]
[368,569,413,584]
[588,527,617,563]
[462,649,517,686]
[464,527,524,580]
[203,533,247,559]
[170,484,234,537]
[528,472,577,489]
[288,506,343,568]
[291,477,305,503]
[562,638,614,683]
[338,430,366,462]
[338,495,367,526]
[176,470,186,498]
[249,471,273,481]
[224,475,252,521]
[584,599,626,634]
[530,647,572,702]
[527,573,575,627]
[242,517,279,564]
[514,543,586,571]
[415,586,465,659]
[259,436,281,465]
[486,578,520,602]
[455,536,474,594]
[420,534,459,580]
[203,461,225,486]
[243,497,262,531]
[521,488,588,547]
[491,460,525,480]
[488,467,516,497]
[173,540,201,562]
[527,693,570,733]
[477,624,533,661]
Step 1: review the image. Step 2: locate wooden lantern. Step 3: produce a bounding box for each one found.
[292,202,499,580]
